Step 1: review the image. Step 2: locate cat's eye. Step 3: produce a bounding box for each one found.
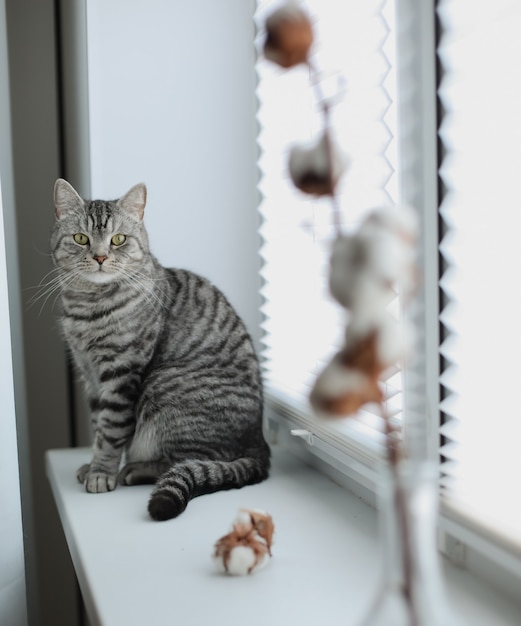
[73,233,89,245]
[111,234,127,246]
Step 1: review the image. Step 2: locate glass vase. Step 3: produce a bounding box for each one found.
[358,460,459,626]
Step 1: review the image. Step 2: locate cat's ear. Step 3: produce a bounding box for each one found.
[117,183,146,221]
[54,179,84,220]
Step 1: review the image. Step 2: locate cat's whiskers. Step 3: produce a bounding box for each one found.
[28,268,69,315]
[26,266,63,295]
[28,265,84,315]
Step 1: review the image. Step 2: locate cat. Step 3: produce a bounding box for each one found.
[50,178,270,520]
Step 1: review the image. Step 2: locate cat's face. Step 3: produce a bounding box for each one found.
[51,179,149,286]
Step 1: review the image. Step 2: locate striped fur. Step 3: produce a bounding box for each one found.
[51,179,270,520]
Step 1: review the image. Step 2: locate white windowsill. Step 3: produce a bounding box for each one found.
[46,446,521,626]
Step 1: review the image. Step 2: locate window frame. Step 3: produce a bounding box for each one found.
[434,0,521,580]
[257,0,521,596]
[256,0,405,483]
[257,0,440,485]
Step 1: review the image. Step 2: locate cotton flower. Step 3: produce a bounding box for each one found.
[312,204,418,419]
[264,4,314,69]
[329,205,418,312]
[310,318,409,418]
[310,348,382,417]
[213,509,274,576]
[288,132,347,196]
[356,204,418,294]
[329,234,387,313]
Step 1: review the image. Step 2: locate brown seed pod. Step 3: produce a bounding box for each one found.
[288,132,346,196]
[264,5,314,69]
[242,509,275,555]
[340,330,383,379]
[310,332,385,418]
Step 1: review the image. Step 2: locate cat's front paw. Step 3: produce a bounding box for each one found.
[83,470,117,493]
[76,463,91,483]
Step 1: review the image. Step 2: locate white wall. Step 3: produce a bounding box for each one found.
[4,0,79,622]
[0,7,27,625]
[86,0,262,347]
[0,186,27,626]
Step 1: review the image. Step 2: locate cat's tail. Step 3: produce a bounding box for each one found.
[147,452,271,521]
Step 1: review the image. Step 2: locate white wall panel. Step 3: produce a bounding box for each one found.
[86,0,261,346]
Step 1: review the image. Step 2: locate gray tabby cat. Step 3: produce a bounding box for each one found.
[51,179,270,520]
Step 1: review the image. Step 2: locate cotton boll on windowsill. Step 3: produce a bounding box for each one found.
[213,509,274,576]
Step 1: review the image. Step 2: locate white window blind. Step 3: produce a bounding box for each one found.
[255,0,401,461]
[438,0,521,551]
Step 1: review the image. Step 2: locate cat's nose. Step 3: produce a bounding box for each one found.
[94,255,108,265]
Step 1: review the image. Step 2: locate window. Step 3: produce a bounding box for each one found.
[256,0,521,578]
[256,0,402,482]
[438,0,521,560]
